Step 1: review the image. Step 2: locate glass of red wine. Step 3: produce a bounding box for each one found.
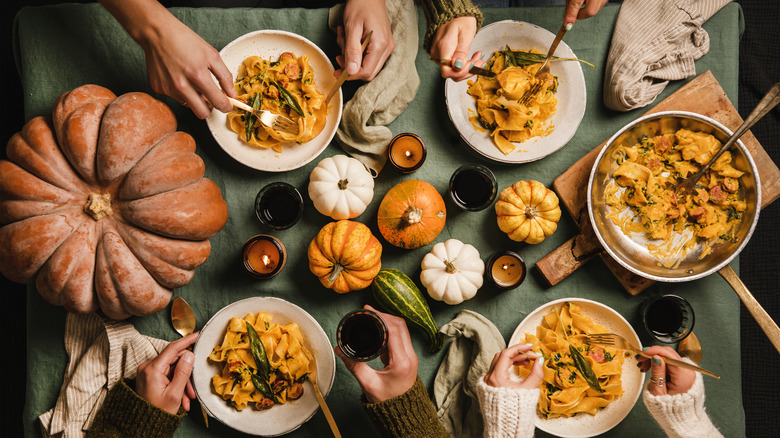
[448,164,498,211]
[254,182,304,230]
[642,294,695,344]
[337,309,388,362]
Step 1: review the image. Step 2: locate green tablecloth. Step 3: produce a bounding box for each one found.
[18,3,745,437]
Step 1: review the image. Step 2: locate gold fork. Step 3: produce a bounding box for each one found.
[519,23,568,106]
[586,333,720,379]
[227,97,299,135]
[300,343,341,438]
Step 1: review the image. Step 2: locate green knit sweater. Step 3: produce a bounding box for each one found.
[419,0,484,52]
[362,376,449,438]
[86,380,184,438]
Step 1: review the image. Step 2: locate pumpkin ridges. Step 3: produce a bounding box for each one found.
[377,180,446,249]
[52,84,116,136]
[59,100,113,185]
[0,160,81,206]
[308,220,382,293]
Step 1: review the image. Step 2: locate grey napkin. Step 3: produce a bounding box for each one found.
[433,310,506,438]
[603,0,732,111]
[328,0,420,175]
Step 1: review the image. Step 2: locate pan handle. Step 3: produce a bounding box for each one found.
[719,265,780,354]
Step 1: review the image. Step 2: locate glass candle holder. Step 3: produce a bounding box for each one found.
[448,164,498,211]
[337,309,389,362]
[642,294,695,343]
[241,235,287,279]
[486,251,527,289]
[255,182,304,230]
[388,133,426,173]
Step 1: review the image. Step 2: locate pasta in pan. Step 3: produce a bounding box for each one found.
[467,48,558,155]
[227,52,327,153]
[516,302,625,419]
[209,312,313,411]
[604,129,746,262]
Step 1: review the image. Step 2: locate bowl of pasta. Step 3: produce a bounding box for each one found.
[587,111,761,282]
[445,20,587,163]
[207,30,342,172]
[192,296,336,436]
[508,298,643,437]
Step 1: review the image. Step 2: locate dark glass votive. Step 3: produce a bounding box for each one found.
[642,294,695,344]
[448,164,498,211]
[337,309,389,362]
[254,182,304,230]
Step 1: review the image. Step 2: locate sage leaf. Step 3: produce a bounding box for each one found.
[246,323,270,380]
[251,373,277,402]
[500,46,594,68]
[244,94,261,142]
[569,344,605,393]
[273,80,304,117]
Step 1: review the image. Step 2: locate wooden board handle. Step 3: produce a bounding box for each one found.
[719,265,780,354]
[536,233,603,286]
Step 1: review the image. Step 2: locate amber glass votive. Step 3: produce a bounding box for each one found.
[388,133,426,173]
[242,235,287,279]
[486,251,526,290]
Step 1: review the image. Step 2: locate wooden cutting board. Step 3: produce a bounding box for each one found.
[535,71,780,295]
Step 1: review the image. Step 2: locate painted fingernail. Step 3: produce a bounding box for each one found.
[480,53,487,60]
[642,347,650,351]
[652,357,661,365]
[454,60,464,69]
[636,362,642,367]
[525,343,534,348]
[565,23,573,31]
[634,354,641,360]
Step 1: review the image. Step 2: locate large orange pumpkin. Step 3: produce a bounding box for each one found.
[0,85,229,319]
[377,180,446,249]
[308,220,382,293]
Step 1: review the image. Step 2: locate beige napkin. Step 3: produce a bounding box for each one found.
[603,0,732,111]
[433,310,506,438]
[328,0,420,175]
[38,313,168,438]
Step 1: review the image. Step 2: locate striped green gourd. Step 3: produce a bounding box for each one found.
[371,269,445,352]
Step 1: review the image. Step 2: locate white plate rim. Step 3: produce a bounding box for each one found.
[508,298,643,438]
[445,20,587,164]
[192,296,336,436]
[206,29,342,172]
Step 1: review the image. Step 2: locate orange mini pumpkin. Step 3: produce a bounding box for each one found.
[377,180,446,249]
[308,220,382,293]
[495,180,561,244]
[0,85,228,319]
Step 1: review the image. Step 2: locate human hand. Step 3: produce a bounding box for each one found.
[335,0,395,81]
[564,0,608,27]
[484,343,544,390]
[428,16,482,82]
[135,332,198,415]
[335,305,418,403]
[637,345,696,396]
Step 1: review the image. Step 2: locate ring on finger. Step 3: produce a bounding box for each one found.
[650,377,665,387]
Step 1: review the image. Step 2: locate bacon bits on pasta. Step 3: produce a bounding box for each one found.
[516,302,625,419]
[604,129,746,262]
[227,52,327,153]
[209,312,313,411]
[467,49,558,155]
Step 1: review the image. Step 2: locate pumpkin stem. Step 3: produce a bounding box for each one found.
[444,260,458,274]
[327,264,345,284]
[524,205,538,219]
[338,179,349,190]
[401,206,423,226]
[84,193,113,221]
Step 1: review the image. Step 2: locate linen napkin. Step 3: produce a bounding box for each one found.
[433,310,506,438]
[603,0,732,111]
[38,312,168,438]
[328,0,420,175]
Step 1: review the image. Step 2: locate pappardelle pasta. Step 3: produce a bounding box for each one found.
[516,302,626,419]
[467,48,558,155]
[227,52,327,153]
[604,129,747,262]
[209,312,313,411]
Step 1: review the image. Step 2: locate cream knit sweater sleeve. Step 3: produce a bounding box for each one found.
[476,376,538,438]
[643,371,724,438]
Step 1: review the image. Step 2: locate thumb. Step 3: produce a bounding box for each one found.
[520,354,545,389]
[168,350,195,398]
[451,30,473,71]
[343,27,364,75]
[563,0,584,26]
[648,355,667,396]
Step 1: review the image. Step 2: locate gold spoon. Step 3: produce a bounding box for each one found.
[678,332,703,365]
[170,297,208,427]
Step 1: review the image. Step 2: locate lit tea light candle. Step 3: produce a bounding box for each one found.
[388,133,426,173]
[487,251,526,290]
[242,235,286,279]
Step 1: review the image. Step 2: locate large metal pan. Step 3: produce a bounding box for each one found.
[587,111,780,353]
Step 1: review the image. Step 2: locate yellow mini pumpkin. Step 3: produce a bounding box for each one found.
[495,180,561,244]
[308,220,382,293]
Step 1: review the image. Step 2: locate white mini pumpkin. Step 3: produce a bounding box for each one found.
[309,155,374,220]
[420,239,485,305]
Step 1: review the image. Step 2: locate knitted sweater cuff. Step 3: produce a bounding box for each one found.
[642,371,724,438]
[86,380,184,438]
[420,0,483,52]
[362,376,449,438]
[476,376,539,438]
